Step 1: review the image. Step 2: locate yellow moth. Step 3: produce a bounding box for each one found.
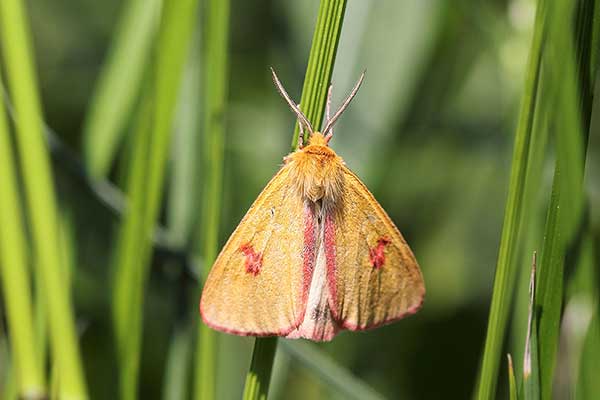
[200,69,425,341]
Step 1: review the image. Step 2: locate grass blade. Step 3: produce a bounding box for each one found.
[522,254,539,400]
[290,0,348,150]
[242,1,347,399]
[111,0,200,397]
[534,0,592,396]
[193,0,230,398]
[577,310,600,399]
[0,0,88,397]
[475,1,547,397]
[243,338,278,400]
[0,76,45,398]
[507,354,517,400]
[162,323,193,400]
[161,22,202,400]
[111,88,153,400]
[83,0,160,178]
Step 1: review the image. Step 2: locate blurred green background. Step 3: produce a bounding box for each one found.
[0,0,597,399]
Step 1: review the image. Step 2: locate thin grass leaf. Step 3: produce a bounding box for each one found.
[0,77,45,398]
[561,232,598,399]
[509,62,551,378]
[111,88,153,400]
[162,323,193,400]
[475,1,547,397]
[534,0,593,396]
[522,254,539,400]
[577,310,600,399]
[83,0,160,178]
[507,354,517,400]
[291,0,348,149]
[111,0,200,397]
[575,42,600,399]
[243,338,278,400]
[193,0,230,398]
[242,1,347,399]
[167,24,202,248]
[280,341,385,400]
[161,22,202,400]
[0,0,88,397]
[1,330,18,400]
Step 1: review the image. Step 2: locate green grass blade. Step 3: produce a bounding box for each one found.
[111,87,155,400]
[280,341,385,400]
[0,0,88,397]
[161,23,202,400]
[193,0,230,398]
[242,1,347,399]
[83,0,160,178]
[167,27,202,248]
[577,310,600,399]
[111,0,200,397]
[565,229,598,399]
[1,331,18,400]
[290,0,347,149]
[522,255,539,400]
[575,40,600,399]
[242,338,278,400]
[162,323,193,400]
[535,0,591,396]
[0,77,45,398]
[507,355,517,400]
[475,1,547,398]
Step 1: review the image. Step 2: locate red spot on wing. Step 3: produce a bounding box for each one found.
[240,243,262,276]
[369,237,391,269]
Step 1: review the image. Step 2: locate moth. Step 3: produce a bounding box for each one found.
[200,69,425,341]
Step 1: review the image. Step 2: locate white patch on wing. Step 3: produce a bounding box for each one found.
[286,206,340,341]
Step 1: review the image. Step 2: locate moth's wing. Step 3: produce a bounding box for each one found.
[200,165,313,336]
[326,166,425,330]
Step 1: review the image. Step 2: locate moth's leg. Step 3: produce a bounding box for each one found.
[325,84,334,142]
[297,103,305,148]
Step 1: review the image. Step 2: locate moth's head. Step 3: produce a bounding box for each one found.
[307,132,328,147]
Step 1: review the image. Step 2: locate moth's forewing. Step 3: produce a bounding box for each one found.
[200,166,309,336]
[326,166,425,330]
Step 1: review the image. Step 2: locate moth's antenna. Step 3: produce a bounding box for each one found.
[325,84,333,138]
[322,71,365,140]
[297,103,305,147]
[270,68,314,141]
